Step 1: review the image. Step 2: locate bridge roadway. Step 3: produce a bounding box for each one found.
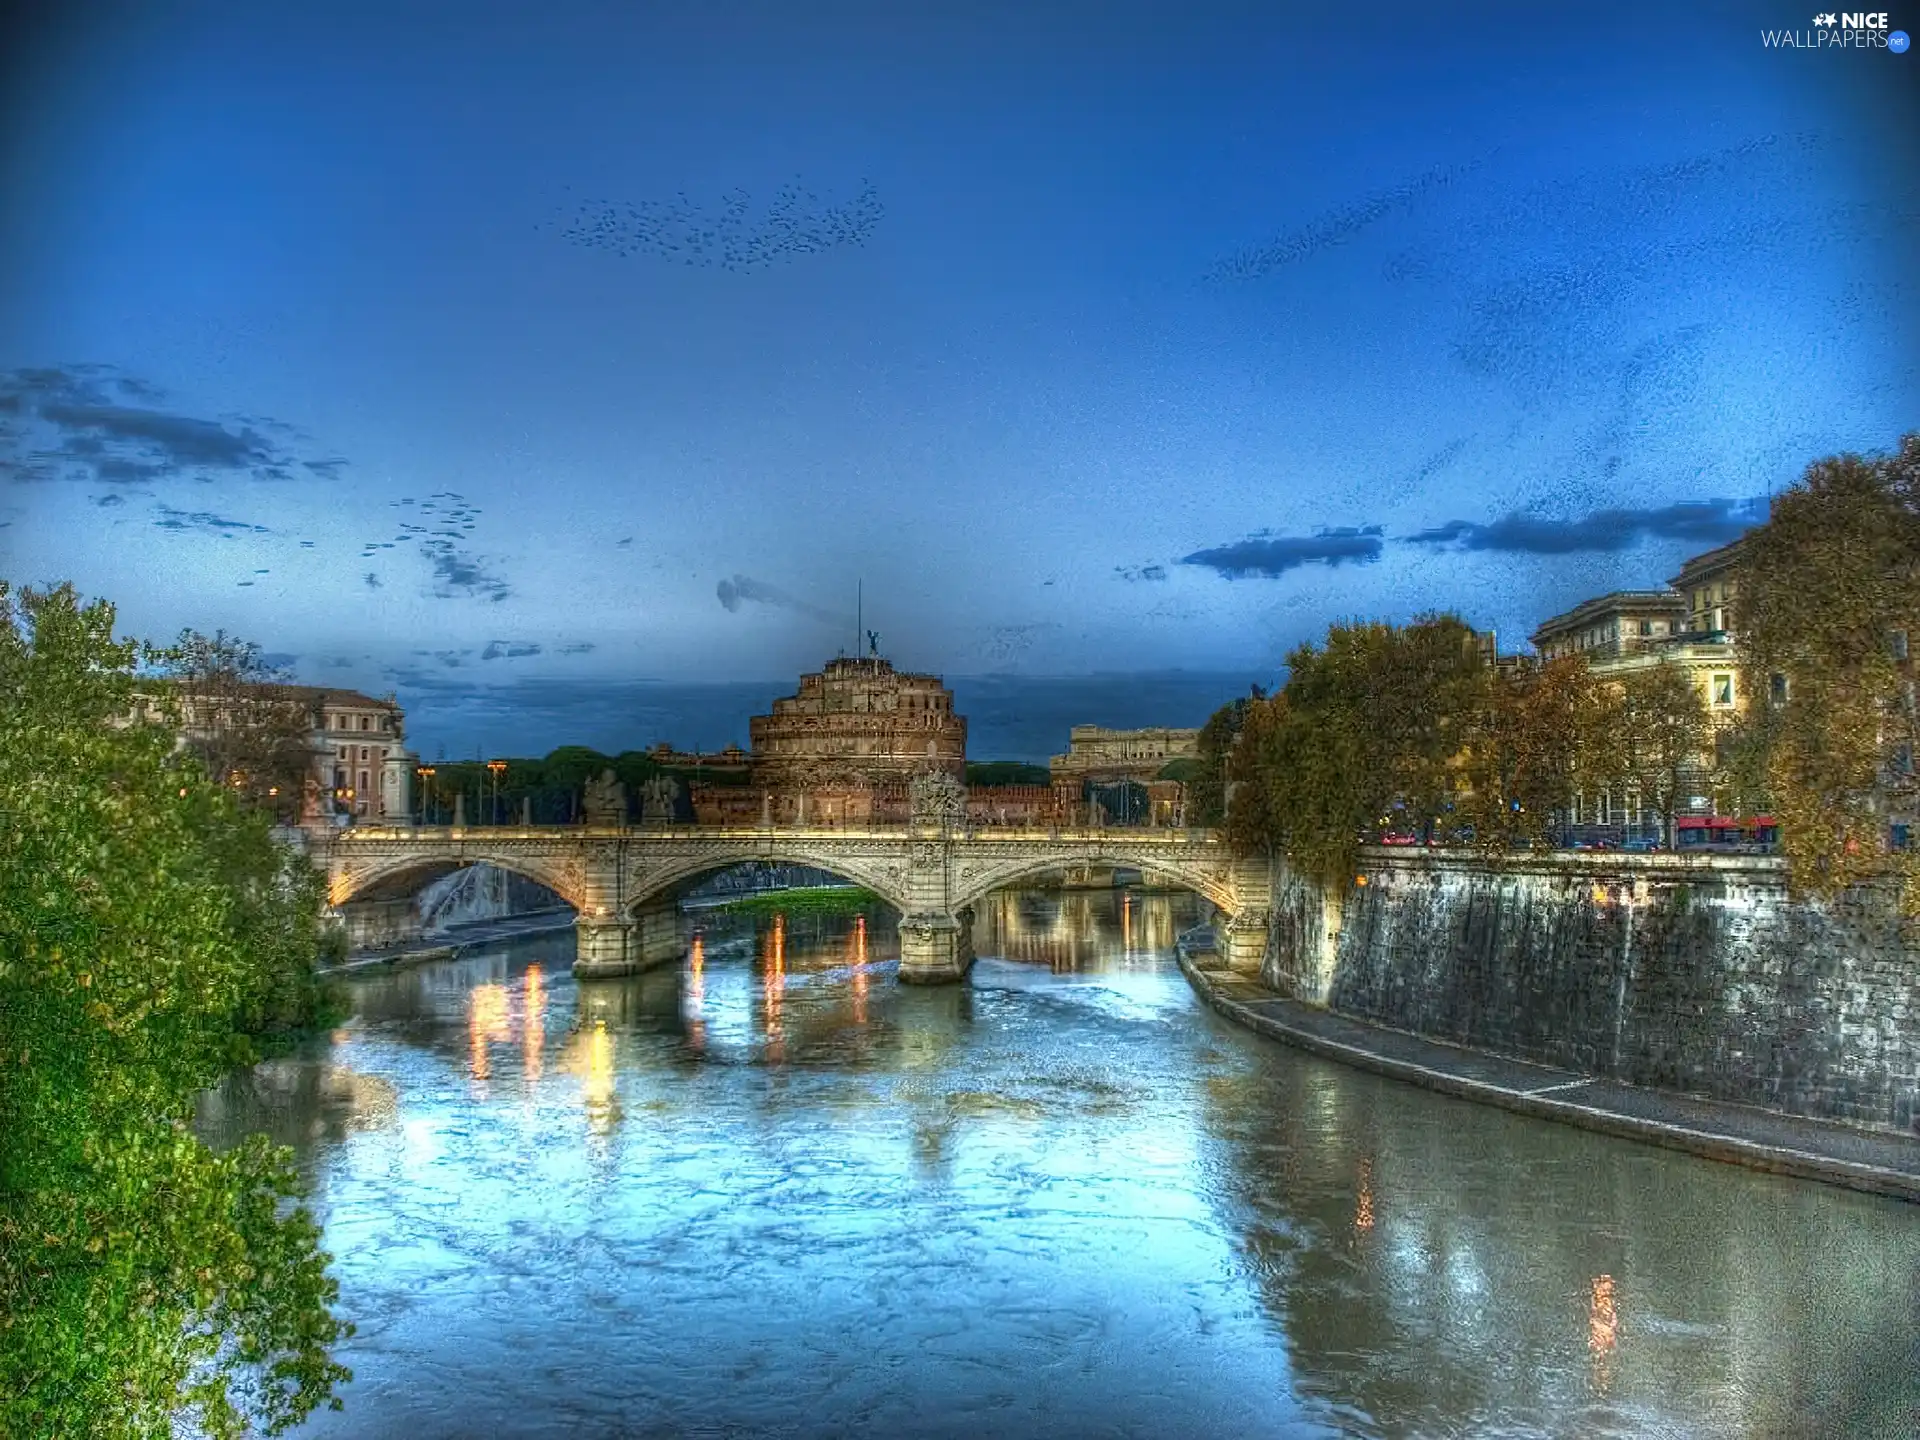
[321,822,1273,983]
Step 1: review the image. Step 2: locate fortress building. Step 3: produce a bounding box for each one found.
[744,655,967,824]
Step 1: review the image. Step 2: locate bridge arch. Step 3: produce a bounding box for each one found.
[623,849,913,917]
[328,852,587,912]
[951,852,1238,916]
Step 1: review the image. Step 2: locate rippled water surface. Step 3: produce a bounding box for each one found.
[199,890,1920,1438]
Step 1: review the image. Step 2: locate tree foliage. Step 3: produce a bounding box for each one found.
[1456,655,1614,852]
[965,760,1052,787]
[1612,662,1710,847]
[420,747,671,824]
[1188,692,1258,826]
[145,630,319,825]
[1224,615,1490,880]
[0,583,350,1438]
[1730,434,1920,896]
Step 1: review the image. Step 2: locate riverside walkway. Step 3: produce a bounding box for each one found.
[1178,949,1920,1204]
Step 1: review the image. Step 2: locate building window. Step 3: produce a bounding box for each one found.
[1895,744,1915,776]
[1711,673,1735,708]
[1770,673,1789,705]
[1894,823,1912,852]
[1891,630,1909,662]
[360,716,371,731]
[359,747,369,761]
[1639,620,1653,637]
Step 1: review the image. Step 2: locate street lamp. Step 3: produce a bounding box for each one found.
[416,765,436,826]
[487,759,508,826]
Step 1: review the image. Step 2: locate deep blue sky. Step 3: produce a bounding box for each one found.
[3,2,1915,758]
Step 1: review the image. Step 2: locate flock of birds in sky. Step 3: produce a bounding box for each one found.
[354,493,508,602]
[543,178,885,271]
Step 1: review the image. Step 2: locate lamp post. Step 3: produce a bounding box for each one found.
[487,759,507,826]
[416,765,436,826]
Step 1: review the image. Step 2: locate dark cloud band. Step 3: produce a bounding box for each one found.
[1182,526,1385,579]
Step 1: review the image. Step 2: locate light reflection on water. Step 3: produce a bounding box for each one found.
[195,889,1920,1439]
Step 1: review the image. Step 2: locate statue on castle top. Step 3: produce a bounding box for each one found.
[581,768,627,825]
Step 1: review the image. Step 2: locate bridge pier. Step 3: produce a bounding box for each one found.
[898,910,973,984]
[1223,907,1272,975]
[574,898,684,980]
[334,897,427,954]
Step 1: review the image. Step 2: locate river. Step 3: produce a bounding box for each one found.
[197,888,1920,1438]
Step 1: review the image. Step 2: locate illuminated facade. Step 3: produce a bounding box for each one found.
[748,656,966,822]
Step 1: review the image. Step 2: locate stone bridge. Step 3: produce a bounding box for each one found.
[320,823,1270,982]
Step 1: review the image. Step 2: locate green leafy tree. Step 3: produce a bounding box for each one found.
[1732,435,1920,896]
[0,583,350,1438]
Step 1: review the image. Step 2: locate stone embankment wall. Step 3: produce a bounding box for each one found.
[1264,850,1920,1135]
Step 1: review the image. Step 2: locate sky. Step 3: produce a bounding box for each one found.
[2,1,1916,760]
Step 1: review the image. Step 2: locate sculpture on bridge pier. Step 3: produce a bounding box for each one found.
[909,770,966,829]
[640,774,682,828]
[581,769,627,826]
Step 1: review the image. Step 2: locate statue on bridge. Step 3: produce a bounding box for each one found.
[581,768,628,825]
[640,774,682,827]
[909,770,965,828]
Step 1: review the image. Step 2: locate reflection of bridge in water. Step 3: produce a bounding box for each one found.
[321,824,1272,983]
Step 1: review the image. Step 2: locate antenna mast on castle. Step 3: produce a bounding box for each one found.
[856,580,863,662]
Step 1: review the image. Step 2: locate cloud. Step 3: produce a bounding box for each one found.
[0,364,348,487]
[715,574,852,626]
[1182,526,1385,579]
[557,642,596,655]
[1114,564,1167,582]
[152,504,272,537]
[260,652,299,671]
[481,641,543,661]
[93,493,124,507]
[364,573,382,589]
[1405,497,1766,555]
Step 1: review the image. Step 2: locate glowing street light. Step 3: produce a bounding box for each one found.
[487,759,508,826]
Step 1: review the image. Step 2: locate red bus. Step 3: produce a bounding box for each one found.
[1674,815,1778,852]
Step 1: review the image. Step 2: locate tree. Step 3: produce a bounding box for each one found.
[1189,692,1257,826]
[1610,663,1709,848]
[1225,614,1492,880]
[1458,655,1613,852]
[0,583,350,1438]
[1732,435,1920,896]
[146,630,319,824]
